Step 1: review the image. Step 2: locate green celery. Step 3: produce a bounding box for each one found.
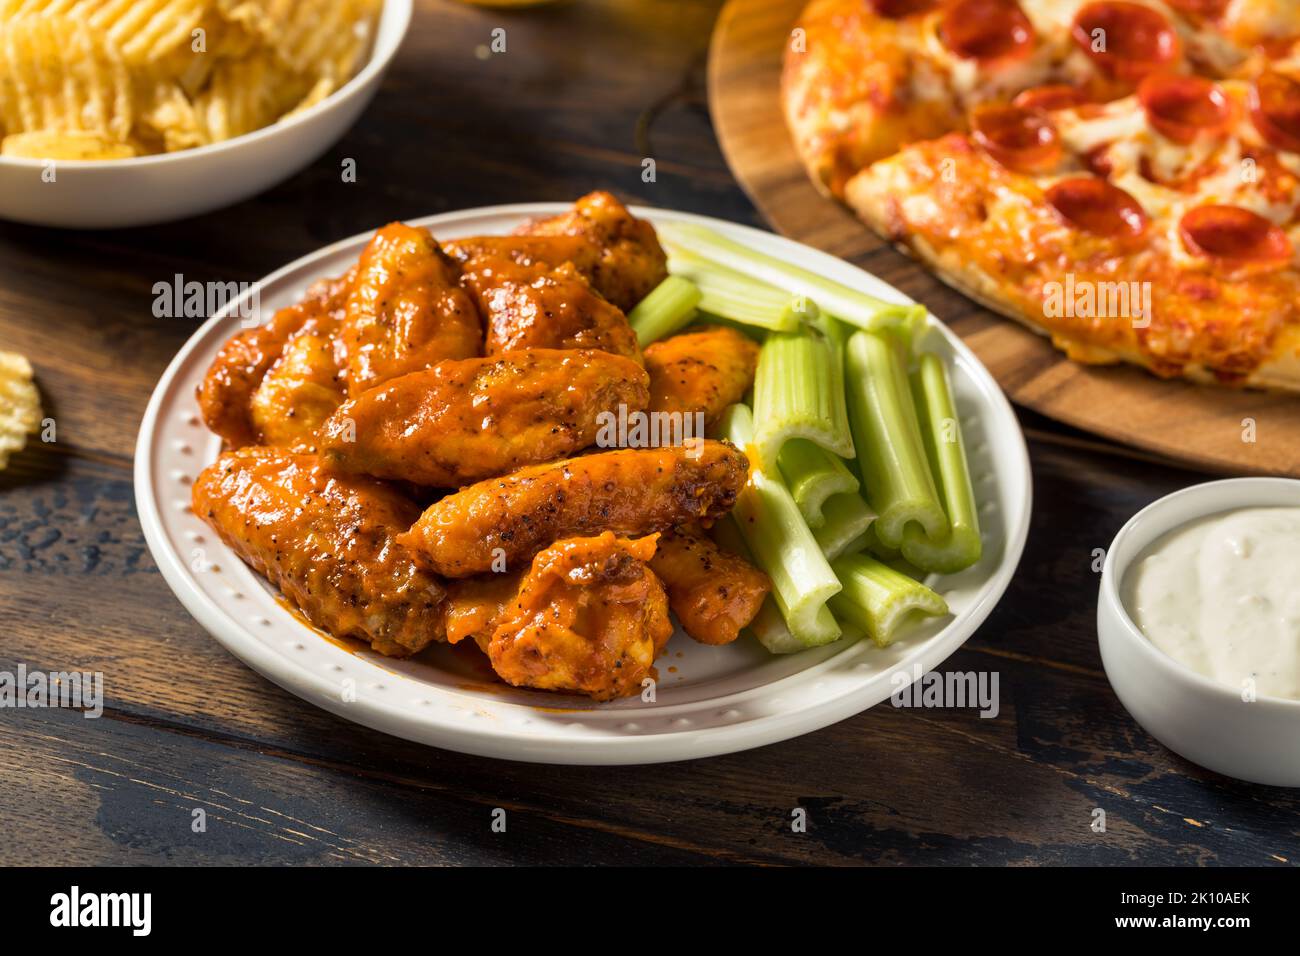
[627,275,702,346]
[667,247,807,333]
[844,329,948,551]
[661,223,921,331]
[710,517,806,654]
[752,313,854,471]
[829,554,948,648]
[862,522,900,560]
[720,404,842,648]
[747,598,809,655]
[901,352,983,573]
[813,491,877,561]
[777,438,858,528]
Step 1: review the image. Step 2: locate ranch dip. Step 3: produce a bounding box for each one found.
[1122,507,1300,701]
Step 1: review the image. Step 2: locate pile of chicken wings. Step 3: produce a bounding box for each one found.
[192,193,772,701]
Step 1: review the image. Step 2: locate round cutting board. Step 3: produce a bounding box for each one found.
[708,0,1300,477]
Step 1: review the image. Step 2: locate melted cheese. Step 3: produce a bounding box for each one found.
[917,8,1061,105]
[1225,0,1299,42]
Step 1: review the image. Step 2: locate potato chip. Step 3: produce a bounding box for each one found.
[192,50,307,142]
[0,351,42,471]
[136,81,207,153]
[1,129,136,159]
[219,0,381,80]
[281,76,337,121]
[1,0,209,66]
[0,16,133,142]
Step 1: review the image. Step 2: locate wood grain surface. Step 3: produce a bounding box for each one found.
[1,0,1298,867]
[708,0,1300,478]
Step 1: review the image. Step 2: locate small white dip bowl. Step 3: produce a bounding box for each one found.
[1098,477,1300,787]
[0,0,412,229]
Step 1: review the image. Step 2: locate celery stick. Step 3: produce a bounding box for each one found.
[845,329,947,550]
[720,404,842,648]
[667,247,807,333]
[627,275,702,346]
[747,598,809,654]
[778,439,858,528]
[752,314,854,471]
[713,516,807,655]
[862,521,900,560]
[901,352,983,573]
[813,491,877,561]
[692,311,767,345]
[829,553,948,648]
[710,516,811,655]
[661,223,919,331]
[857,525,928,578]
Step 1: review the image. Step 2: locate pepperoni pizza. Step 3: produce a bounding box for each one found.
[783,0,1300,388]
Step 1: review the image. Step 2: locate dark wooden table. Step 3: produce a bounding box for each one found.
[2,0,1296,867]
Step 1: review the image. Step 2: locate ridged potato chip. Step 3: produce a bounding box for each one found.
[1,0,208,66]
[0,351,42,471]
[220,0,381,80]
[0,16,134,142]
[135,81,207,153]
[193,50,307,142]
[2,129,136,159]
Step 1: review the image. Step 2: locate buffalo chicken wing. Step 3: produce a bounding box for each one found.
[342,222,481,395]
[197,270,353,448]
[457,256,642,361]
[192,450,446,657]
[644,325,760,425]
[512,191,669,310]
[319,348,649,487]
[649,525,770,645]
[398,441,750,577]
[444,533,673,700]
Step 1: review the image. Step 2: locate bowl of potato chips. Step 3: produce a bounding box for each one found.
[0,0,411,228]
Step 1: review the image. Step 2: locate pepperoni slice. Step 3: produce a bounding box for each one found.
[1013,85,1091,112]
[939,0,1035,62]
[1180,205,1294,265]
[1138,74,1234,144]
[1250,73,1300,154]
[971,105,1061,172]
[1046,177,1149,239]
[866,0,940,16]
[1071,2,1181,82]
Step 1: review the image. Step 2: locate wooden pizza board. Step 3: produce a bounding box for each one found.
[708,0,1300,477]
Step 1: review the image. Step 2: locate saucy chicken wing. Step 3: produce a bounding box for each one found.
[319,348,649,487]
[445,533,673,701]
[457,256,642,361]
[513,191,669,311]
[398,441,750,577]
[644,326,761,425]
[192,450,446,657]
[649,525,770,645]
[197,270,353,448]
[342,222,481,395]
[248,319,347,450]
[441,571,522,647]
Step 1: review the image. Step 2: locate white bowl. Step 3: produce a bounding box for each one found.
[1098,477,1300,787]
[0,0,411,229]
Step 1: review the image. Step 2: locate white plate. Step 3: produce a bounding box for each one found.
[0,0,411,229]
[135,204,1032,765]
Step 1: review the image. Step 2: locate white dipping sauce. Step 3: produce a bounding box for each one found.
[1122,507,1300,701]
